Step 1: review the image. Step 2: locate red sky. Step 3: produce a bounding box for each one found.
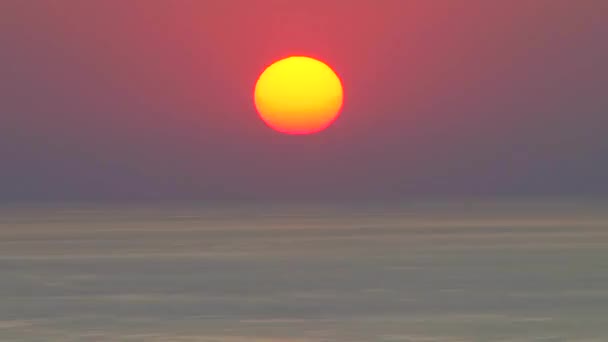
[1,1,607,200]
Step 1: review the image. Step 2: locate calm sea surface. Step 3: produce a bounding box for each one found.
[0,200,607,341]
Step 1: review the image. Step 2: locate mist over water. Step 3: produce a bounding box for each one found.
[1,200,607,341]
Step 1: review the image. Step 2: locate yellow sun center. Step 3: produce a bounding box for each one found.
[254,56,344,134]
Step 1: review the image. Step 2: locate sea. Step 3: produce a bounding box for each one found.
[0,199,607,341]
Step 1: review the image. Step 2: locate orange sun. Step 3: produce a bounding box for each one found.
[254,56,344,134]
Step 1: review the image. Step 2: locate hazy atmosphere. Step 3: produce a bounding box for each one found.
[2,1,607,200]
[1,1,607,341]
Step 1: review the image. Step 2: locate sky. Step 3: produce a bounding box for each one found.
[1,1,607,201]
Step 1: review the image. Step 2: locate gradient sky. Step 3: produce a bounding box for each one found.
[1,1,607,200]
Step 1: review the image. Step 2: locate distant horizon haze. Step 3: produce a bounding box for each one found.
[1,1,606,201]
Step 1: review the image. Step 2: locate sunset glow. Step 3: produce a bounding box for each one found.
[254,56,344,134]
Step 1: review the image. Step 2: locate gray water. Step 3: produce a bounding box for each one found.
[1,200,607,341]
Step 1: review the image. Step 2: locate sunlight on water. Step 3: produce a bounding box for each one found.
[1,200,607,341]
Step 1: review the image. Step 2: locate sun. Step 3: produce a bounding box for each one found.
[254,56,344,134]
